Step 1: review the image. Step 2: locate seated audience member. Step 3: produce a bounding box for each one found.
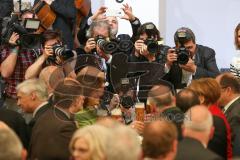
[29,78,84,160]
[105,124,141,160]
[0,107,29,148]
[0,122,27,160]
[230,23,240,78]
[188,78,232,159]
[69,124,110,160]
[176,105,223,160]
[176,88,200,112]
[25,30,76,79]
[142,120,178,160]
[216,73,240,156]
[165,27,220,89]
[147,82,184,140]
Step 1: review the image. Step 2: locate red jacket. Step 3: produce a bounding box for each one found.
[209,104,232,160]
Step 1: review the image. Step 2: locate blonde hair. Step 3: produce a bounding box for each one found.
[69,125,109,160]
[0,127,23,160]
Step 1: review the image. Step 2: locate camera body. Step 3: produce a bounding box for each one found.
[95,34,133,54]
[144,39,160,55]
[48,44,74,65]
[175,46,189,65]
[1,14,41,49]
[175,30,190,65]
[95,35,118,54]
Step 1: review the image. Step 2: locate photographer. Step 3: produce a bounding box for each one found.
[0,11,37,110]
[130,22,169,63]
[25,30,76,80]
[165,27,220,89]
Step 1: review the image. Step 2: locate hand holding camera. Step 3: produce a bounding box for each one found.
[134,39,149,56]
[8,32,19,46]
[166,48,178,67]
[84,38,96,53]
[91,6,107,21]
[43,45,54,59]
[121,3,135,21]
[179,58,197,73]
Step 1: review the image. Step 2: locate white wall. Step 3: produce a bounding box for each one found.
[93,0,240,68]
[165,0,240,68]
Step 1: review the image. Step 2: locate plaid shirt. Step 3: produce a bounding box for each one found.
[0,47,37,98]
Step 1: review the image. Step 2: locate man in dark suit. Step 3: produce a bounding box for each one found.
[16,79,50,129]
[29,78,84,160]
[34,0,76,49]
[0,108,29,148]
[165,27,220,89]
[216,73,240,156]
[176,105,223,160]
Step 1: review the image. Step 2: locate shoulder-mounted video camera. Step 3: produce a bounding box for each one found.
[1,13,42,49]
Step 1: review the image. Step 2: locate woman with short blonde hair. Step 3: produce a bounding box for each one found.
[69,125,109,160]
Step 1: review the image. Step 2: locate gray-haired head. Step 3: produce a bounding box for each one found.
[16,78,48,101]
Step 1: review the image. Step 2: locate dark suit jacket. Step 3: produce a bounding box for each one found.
[208,116,228,159]
[29,107,77,160]
[165,44,220,89]
[176,137,223,160]
[0,0,13,18]
[28,103,51,135]
[225,97,240,156]
[0,108,29,148]
[34,0,76,49]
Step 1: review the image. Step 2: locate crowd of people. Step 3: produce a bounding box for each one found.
[0,0,240,160]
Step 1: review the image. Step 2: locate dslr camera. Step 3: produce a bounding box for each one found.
[95,34,133,55]
[48,44,74,65]
[144,38,163,55]
[1,13,41,49]
[174,30,190,65]
[95,35,118,54]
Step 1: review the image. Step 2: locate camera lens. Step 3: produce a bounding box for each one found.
[177,47,189,65]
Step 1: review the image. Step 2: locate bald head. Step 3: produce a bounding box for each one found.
[148,84,174,108]
[142,120,177,159]
[0,121,9,129]
[184,105,213,132]
[39,66,65,93]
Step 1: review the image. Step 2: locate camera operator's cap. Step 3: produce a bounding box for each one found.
[174,27,195,43]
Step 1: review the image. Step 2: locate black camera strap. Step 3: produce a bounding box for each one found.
[0,76,6,107]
